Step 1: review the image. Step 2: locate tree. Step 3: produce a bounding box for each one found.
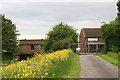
[101,21,120,52]
[117,0,120,16]
[1,15,20,56]
[44,22,78,52]
[101,1,120,53]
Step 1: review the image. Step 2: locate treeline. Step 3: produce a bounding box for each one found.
[101,1,120,53]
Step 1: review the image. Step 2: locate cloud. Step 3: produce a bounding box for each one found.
[1,2,117,21]
[0,2,117,39]
[0,0,118,2]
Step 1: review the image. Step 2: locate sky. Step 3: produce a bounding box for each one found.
[0,0,118,40]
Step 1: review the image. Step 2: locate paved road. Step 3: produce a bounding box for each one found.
[80,55,118,78]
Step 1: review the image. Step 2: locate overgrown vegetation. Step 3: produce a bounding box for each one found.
[99,52,119,67]
[44,22,78,52]
[2,49,80,78]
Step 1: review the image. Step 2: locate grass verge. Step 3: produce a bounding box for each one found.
[98,52,119,67]
[49,53,80,78]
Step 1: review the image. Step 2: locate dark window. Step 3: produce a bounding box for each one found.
[31,45,34,49]
[40,44,43,49]
[31,44,42,50]
[98,45,104,49]
[89,45,96,53]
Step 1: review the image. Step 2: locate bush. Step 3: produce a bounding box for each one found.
[2,54,13,66]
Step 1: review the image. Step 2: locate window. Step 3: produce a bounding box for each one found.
[89,45,96,53]
[31,44,42,50]
[88,38,98,41]
[31,45,34,49]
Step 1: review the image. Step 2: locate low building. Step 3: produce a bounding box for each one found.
[79,28,106,53]
[19,39,44,54]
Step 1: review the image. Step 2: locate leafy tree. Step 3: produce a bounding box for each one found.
[44,22,78,52]
[117,0,120,16]
[101,1,120,53]
[101,21,120,52]
[1,15,20,56]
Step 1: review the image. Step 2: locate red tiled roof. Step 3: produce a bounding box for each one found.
[82,28,102,38]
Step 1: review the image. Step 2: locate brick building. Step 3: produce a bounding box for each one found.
[79,28,106,53]
[19,39,44,54]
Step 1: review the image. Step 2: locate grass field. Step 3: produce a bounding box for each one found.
[98,52,119,67]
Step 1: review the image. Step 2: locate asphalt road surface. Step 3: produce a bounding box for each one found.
[80,55,118,78]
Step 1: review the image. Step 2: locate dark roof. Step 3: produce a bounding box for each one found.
[82,28,102,38]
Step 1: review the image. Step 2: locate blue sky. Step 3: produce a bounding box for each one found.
[0,0,118,39]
